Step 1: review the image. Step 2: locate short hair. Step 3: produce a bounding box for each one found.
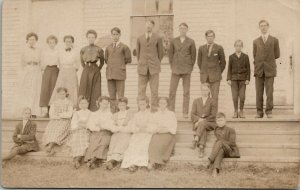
[86,29,97,38]
[111,27,121,34]
[234,39,243,47]
[26,32,38,41]
[96,96,110,108]
[146,19,155,26]
[137,96,150,108]
[216,112,226,119]
[23,107,32,113]
[78,95,89,104]
[259,20,269,26]
[179,22,188,28]
[63,35,74,43]
[46,35,58,44]
[56,87,69,97]
[205,30,215,37]
[118,97,128,104]
[158,96,169,105]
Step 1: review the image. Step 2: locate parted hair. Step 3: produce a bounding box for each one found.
[259,19,269,26]
[146,19,155,26]
[26,32,38,41]
[234,39,243,47]
[179,22,188,28]
[216,112,226,119]
[56,87,69,97]
[111,27,121,34]
[96,96,110,108]
[137,96,150,109]
[63,35,74,43]
[86,29,98,38]
[205,30,215,37]
[158,96,169,106]
[117,97,128,104]
[46,35,58,44]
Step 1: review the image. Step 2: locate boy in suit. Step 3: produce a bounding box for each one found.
[136,20,164,112]
[197,30,226,111]
[207,112,240,177]
[227,40,251,118]
[191,85,217,158]
[105,27,132,113]
[253,20,280,118]
[168,22,196,118]
[2,107,39,164]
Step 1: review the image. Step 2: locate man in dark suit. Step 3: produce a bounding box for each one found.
[253,20,280,118]
[207,112,240,177]
[136,20,164,111]
[191,85,217,158]
[105,27,132,113]
[168,22,196,118]
[197,30,226,111]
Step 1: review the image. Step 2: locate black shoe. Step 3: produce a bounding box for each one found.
[255,114,263,118]
[232,112,238,118]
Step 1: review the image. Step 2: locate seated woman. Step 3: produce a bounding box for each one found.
[43,87,73,156]
[84,96,115,169]
[68,96,91,169]
[2,107,39,165]
[148,97,177,170]
[121,96,153,172]
[105,97,134,170]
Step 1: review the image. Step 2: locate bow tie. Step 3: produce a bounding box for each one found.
[65,48,71,52]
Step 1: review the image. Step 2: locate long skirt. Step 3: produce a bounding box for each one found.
[43,119,71,146]
[79,64,101,111]
[148,133,176,165]
[50,68,78,108]
[67,128,90,157]
[121,133,153,168]
[84,130,112,162]
[107,132,132,162]
[40,65,59,107]
[17,65,42,116]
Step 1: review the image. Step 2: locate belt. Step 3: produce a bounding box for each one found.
[46,65,58,67]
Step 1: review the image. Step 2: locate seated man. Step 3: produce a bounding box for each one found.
[207,112,240,177]
[191,85,217,158]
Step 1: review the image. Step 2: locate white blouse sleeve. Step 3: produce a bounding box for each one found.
[87,112,100,132]
[49,104,57,119]
[59,101,73,119]
[70,112,79,130]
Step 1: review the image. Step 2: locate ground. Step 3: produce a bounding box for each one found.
[1,158,299,188]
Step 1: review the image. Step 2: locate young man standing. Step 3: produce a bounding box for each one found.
[136,20,164,112]
[253,20,280,118]
[168,22,196,118]
[197,30,226,111]
[105,27,132,113]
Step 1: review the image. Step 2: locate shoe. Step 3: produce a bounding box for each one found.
[105,161,114,170]
[183,113,189,119]
[266,113,273,118]
[255,114,263,118]
[232,111,238,118]
[239,111,245,118]
[198,148,204,158]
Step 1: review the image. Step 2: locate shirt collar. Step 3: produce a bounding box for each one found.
[236,52,242,57]
[146,32,152,38]
[262,33,269,39]
[113,41,121,47]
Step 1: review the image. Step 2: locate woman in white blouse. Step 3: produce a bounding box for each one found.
[148,97,177,170]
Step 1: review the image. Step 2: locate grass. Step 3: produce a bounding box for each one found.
[1,158,300,188]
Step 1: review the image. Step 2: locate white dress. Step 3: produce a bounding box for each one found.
[121,110,153,168]
[17,46,42,116]
[68,109,91,157]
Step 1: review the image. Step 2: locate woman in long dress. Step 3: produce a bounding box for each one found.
[43,87,73,156]
[68,96,91,169]
[39,35,59,117]
[79,30,104,111]
[50,35,79,108]
[84,96,115,169]
[105,97,134,170]
[121,96,154,172]
[148,97,177,170]
[18,32,42,117]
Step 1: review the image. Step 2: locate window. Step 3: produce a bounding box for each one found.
[131,0,174,62]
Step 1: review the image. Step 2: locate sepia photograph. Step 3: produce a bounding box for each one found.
[1,0,300,188]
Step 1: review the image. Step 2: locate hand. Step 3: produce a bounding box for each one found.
[198,118,204,122]
[227,80,231,86]
[17,134,21,138]
[245,80,250,85]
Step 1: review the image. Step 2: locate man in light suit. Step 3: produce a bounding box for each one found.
[253,20,280,118]
[197,30,226,111]
[136,20,164,111]
[168,22,196,118]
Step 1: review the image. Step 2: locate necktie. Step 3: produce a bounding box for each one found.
[208,44,212,56]
[147,34,150,42]
[263,36,267,43]
[113,43,116,48]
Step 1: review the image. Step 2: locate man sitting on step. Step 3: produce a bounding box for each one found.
[207,112,240,177]
[191,84,217,158]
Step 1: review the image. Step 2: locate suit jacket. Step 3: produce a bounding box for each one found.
[253,35,280,77]
[136,33,164,75]
[105,42,132,80]
[168,36,197,74]
[214,126,240,158]
[197,43,226,83]
[191,97,217,123]
[227,52,251,81]
[12,120,39,151]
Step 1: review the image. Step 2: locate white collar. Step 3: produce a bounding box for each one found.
[262,33,269,39]
[113,41,121,47]
[146,32,152,38]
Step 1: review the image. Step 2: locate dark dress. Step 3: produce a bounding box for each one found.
[79,44,104,111]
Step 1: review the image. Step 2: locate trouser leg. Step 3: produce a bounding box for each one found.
[107,80,117,113]
[239,80,246,111]
[230,80,239,111]
[209,81,221,111]
[265,77,274,114]
[255,76,265,115]
[168,73,180,112]
[149,73,159,111]
[182,73,191,115]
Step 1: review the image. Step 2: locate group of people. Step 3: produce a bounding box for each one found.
[5,18,280,177]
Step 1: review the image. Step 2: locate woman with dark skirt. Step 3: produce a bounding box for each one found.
[40,35,60,117]
[79,30,105,111]
[148,97,177,170]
